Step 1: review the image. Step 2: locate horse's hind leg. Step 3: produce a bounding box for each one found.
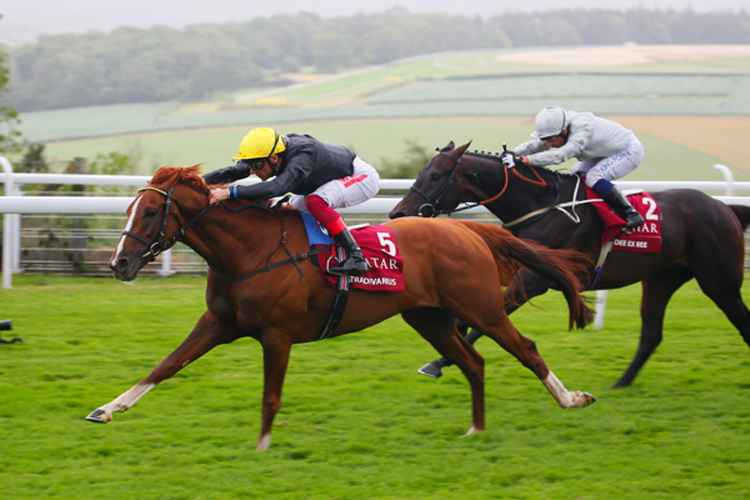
[613,267,692,388]
[417,323,482,378]
[402,308,486,435]
[418,271,549,379]
[86,311,236,423]
[706,290,750,347]
[472,314,595,408]
[693,259,750,348]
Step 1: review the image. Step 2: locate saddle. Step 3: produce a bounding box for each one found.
[301,213,405,340]
[584,186,662,253]
[301,213,405,292]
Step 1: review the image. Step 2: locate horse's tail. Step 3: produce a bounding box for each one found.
[729,205,750,231]
[460,220,594,330]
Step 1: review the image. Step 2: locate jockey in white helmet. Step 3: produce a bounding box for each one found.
[503,106,645,230]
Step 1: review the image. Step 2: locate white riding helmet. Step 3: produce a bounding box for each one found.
[532,106,568,140]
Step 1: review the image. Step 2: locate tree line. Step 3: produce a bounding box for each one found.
[2,7,750,113]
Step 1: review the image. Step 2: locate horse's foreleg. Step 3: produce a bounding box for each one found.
[86,311,233,424]
[419,270,548,379]
[256,329,293,451]
[403,309,485,435]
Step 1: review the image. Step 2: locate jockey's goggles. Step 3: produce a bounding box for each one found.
[240,158,266,170]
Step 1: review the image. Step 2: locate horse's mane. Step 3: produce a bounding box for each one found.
[149,164,209,194]
[148,164,300,217]
[463,150,578,180]
[464,150,505,162]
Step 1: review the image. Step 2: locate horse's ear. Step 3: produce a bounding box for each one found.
[440,141,455,152]
[454,141,473,157]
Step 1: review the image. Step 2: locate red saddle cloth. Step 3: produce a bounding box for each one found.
[316,225,405,292]
[584,186,662,253]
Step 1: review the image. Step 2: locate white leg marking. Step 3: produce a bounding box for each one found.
[543,371,575,408]
[462,426,478,437]
[542,371,596,408]
[100,382,157,416]
[256,433,271,451]
[111,196,142,266]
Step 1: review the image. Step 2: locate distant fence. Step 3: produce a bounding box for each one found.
[3,158,750,330]
[0,163,451,288]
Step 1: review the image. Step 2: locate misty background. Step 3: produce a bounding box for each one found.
[2,0,748,45]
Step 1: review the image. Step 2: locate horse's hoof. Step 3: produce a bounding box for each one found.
[417,362,443,379]
[85,408,112,423]
[462,426,480,437]
[572,391,597,408]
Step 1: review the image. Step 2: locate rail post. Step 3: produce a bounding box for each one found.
[714,164,734,195]
[158,249,175,277]
[1,157,14,289]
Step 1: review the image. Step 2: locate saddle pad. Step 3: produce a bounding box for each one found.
[301,212,334,246]
[316,225,405,292]
[584,186,662,253]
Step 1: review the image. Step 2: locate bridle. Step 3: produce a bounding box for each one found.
[410,151,548,218]
[120,186,326,281]
[121,186,217,261]
[408,151,463,218]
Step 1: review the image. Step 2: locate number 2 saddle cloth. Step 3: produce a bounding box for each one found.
[584,185,662,253]
[301,212,405,292]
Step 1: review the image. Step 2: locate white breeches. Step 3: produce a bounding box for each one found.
[571,135,644,187]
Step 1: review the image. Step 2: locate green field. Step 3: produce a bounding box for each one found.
[11,45,750,181]
[1,275,749,499]
[37,116,749,182]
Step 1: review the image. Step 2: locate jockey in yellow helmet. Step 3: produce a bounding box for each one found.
[205,127,380,275]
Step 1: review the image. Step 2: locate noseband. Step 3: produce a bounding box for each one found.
[408,151,462,218]
[121,186,216,261]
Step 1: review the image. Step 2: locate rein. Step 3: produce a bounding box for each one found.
[122,186,321,282]
[480,161,547,206]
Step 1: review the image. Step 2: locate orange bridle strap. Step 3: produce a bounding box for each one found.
[479,163,547,206]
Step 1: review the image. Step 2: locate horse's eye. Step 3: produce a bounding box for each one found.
[144,208,159,218]
[430,173,441,181]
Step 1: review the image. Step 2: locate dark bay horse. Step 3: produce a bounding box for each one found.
[390,141,750,388]
[86,165,597,450]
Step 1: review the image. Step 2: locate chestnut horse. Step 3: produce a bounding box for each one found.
[86,165,596,450]
[390,141,750,388]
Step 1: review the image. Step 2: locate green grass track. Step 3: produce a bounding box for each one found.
[1,275,749,499]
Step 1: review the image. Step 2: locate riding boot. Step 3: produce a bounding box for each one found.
[328,228,370,275]
[602,186,645,230]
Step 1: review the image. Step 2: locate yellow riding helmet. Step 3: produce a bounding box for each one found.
[232,127,287,162]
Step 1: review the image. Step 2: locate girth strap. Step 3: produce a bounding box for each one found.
[317,246,351,340]
[588,240,614,289]
[208,244,352,342]
[208,245,329,283]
